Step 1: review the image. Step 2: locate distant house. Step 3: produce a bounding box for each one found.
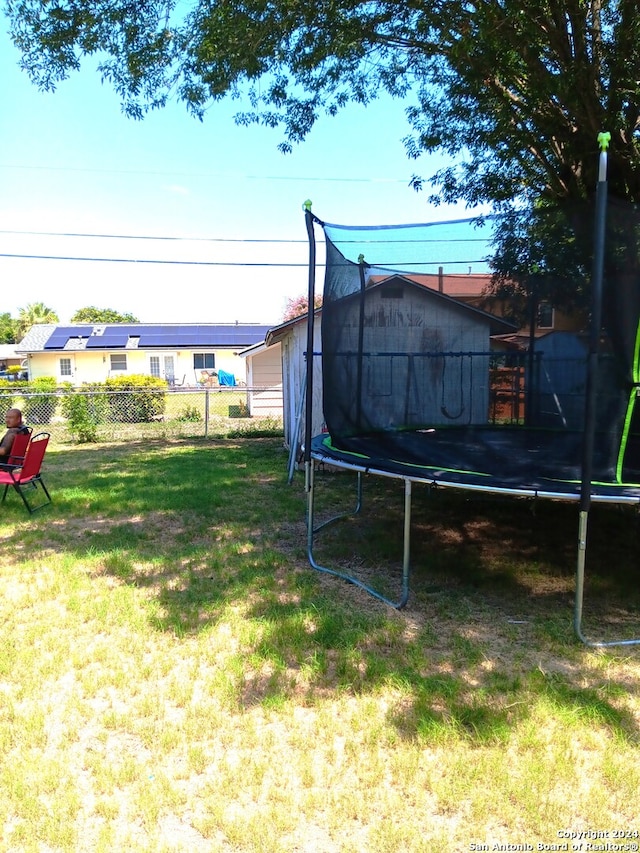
[16,323,271,386]
[0,344,28,378]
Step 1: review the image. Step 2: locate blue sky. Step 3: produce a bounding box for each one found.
[0,18,488,326]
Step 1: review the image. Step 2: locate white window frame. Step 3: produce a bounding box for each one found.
[194,353,215,370]
[59,357,72,377]
[110,353,127,372]
[537,301,554,329]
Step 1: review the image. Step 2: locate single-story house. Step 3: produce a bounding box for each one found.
[0,344,28,378]
[16,323,272,386]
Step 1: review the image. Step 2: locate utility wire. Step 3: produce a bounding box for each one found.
[0,229,309,243]
[0,163,410,183]
[0,252,488,267]
[0,228,489,245]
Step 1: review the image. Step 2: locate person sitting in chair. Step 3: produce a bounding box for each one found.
[0,408,29,459]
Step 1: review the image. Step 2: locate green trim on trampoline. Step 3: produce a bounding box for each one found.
[320,436,369,460]
[616,320,640,482]
[320,436,491,478]
[320,436,640,490]
[388,458,491,478]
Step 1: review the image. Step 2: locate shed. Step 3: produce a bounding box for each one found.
[267,277,516,455]
[239,339,284,417]
[265,310,323,450]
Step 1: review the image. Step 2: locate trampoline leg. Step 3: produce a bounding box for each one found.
[574,510,640,647]
[306,462,410,609]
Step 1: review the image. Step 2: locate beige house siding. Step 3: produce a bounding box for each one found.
[26,348,248,386]
[243,343,283,417]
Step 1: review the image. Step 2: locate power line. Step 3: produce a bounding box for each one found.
[0,253,311,267]
[0,228,489,245]
[0,163,410,183]
[0,229,309,244]
[0,252,488,267]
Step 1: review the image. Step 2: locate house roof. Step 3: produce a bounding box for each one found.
[367,272,493,298]
[265,276,515,346]
[17,323,272,354]
[0,344,22,361]
[265,309,321,348]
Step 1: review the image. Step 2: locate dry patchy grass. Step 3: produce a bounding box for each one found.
[0,438,639,852]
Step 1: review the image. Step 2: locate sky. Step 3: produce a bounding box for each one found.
[0,17,489,327]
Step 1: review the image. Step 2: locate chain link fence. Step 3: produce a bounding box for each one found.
[0,387,283,445]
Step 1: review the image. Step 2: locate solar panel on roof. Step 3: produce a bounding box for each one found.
[86,333,129,348]
[99,326,135,337]
[43,327,87,349]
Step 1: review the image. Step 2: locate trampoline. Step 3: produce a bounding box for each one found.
[301,145,640,647]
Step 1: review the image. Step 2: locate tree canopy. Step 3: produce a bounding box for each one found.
[7,0,640,210]
[15,302,59,341]
[282,294,323,322]
[0,313,18,345]
[70,306,140,323]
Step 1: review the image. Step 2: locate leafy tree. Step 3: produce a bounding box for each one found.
[486,201,595,323]
[6,0,640,210]
[283,294,323,322]
[15,302,59,341]
[71,306,140,323]
[0,313,18,344]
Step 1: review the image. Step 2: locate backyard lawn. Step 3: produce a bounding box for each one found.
[0,436,639,852]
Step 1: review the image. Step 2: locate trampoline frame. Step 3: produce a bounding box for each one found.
[301,140,640,647]
[307,439,640,645]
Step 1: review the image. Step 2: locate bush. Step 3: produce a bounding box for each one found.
[0,386,17,418]
[59,383,109,424]
[22,377,58,424]
[63,394,100,442]
[176,404,202,423]
[105,375,167,423]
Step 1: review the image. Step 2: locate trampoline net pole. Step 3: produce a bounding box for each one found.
[575,134,640,646]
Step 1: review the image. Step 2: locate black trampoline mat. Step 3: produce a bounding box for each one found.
[312,427,640,501]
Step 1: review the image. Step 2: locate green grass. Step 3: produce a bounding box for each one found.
[0,437,639,852]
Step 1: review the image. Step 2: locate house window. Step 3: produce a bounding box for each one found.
[149,356,160,378]
[537,302,554,329]
[194,353,215,370]
[59,358,72,377]
[381,287,404,299]
[110,354,127,372]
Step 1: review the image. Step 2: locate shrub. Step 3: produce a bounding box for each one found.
[176,404,202,423]
[22,377,58,424]
[0,385,17,418]
[60,383,109,424]
[64,393,100,442]
[105,375,167,423]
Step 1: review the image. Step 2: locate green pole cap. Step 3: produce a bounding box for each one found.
[358,253,366,264]
[597,132,611,151]
[302,199,312,211]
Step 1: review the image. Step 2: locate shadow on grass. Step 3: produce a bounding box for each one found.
[3,437,639,746]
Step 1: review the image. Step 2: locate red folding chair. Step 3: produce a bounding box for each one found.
[0,431,51,513]
[0,427,32,471]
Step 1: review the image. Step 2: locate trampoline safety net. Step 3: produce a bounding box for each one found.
[316,200,640,497]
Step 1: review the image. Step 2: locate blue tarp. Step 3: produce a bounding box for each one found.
[217,369,236,386]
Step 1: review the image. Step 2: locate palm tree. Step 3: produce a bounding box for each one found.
[15,302,59,341]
